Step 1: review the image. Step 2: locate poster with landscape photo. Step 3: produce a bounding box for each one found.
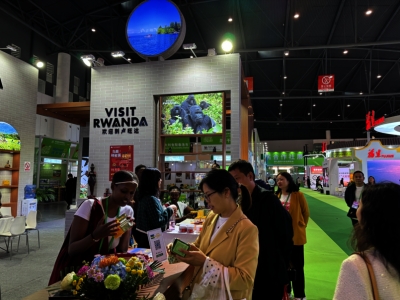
[0,122,21,151]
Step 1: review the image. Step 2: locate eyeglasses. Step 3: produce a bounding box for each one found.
[203,191,218,201]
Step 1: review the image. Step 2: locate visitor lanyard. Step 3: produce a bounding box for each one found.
[98,197,120,252]
[279,193,291,206]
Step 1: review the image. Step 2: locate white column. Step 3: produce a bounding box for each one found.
[54,53,71,140]
[326,130,331,144]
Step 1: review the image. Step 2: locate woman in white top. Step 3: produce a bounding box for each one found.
[49,170,137,285]
[334,183,400,299]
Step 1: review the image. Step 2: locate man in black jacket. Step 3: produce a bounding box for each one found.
[229,160,294,300]
[344,170,366,227]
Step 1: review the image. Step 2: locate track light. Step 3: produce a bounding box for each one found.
[111,51,132,64]
[343,50,348,54]
[81,54,96,67]
[0,45,17,52]
[36,61,44,68]
[284,51,289,56]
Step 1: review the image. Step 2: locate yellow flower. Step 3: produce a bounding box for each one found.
[72,280,77,286]
[72,290,77,295]
[78,278,83,283]
[76,284,81,291]
[131,269,137,275]
[135,262,142,268]
[137,270,144,276]
[126,267,131,272]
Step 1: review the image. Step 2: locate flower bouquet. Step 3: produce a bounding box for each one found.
[59,254,163,300]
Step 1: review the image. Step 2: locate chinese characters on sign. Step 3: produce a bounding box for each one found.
[367,149,394,158]
[318,75,335,92]
[109,145,134,181]
[365,110,385,131]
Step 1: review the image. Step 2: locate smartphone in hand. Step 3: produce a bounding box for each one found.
[171,238,190,257]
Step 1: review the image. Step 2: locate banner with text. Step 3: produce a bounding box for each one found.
[41,138,71,158]
[201,131,231,153]
[109,145,134,181]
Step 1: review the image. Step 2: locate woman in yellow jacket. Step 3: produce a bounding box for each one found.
[276,171,310,300]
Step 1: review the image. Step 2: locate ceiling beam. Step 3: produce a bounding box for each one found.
[373,60,399,91]
[375,1,400,42]
[0,5,64,49]
[252,92,400,100]
[327,0,346,45]
[255,119,365,124]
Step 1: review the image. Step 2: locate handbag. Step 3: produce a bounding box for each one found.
[347,207,357,219]
[182,217,248,300]
[354,252,380,300]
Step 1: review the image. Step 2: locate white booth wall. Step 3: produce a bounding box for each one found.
[89,54,243,195]
[0,51,38,215]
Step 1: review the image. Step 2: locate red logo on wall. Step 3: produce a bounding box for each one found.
[366,110,385,131]
[318,75,334,92]
[367,149,394,158]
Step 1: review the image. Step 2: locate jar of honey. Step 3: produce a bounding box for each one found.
[113,214,134,238]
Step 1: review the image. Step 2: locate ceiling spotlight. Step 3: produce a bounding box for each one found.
[294,13,300,18]
[284,51,289,56]
[111,50,125,57]
[221,40,233,52]
[228,17,233,22]
[313,104,316,107]
[377,74,381,78]
[280,103,283,106]
[282,92,285,95]
[284,76,287,79]
[384,114,387,116]
[319,92,323,95]
[36,61,44,68]
[338,114,341,116]
[91,28,96,32]
[127,58,131,61]
[279,99,283,101]
[308,113,310,115]
[347,104,351,107]
[359,92,363,95]
[366,10,372,15]
[343,50,348,54]
[279,113,281,115]
[81,54,95,67]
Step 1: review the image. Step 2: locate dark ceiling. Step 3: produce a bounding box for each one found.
[1,0,400,141]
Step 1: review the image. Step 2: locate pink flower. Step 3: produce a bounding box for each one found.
[87,267,96,278]
[77,265,90,276]
[94,272,104,282]
[146,266,154,279]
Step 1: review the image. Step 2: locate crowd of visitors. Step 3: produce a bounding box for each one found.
[47,158,400,300]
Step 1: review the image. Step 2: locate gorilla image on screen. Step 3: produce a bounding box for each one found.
[199,100,212,110]
[184,105,216,134]
[169,105,188,128]
[180,94,197,114]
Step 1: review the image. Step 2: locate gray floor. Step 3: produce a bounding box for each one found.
[0,203,72,300]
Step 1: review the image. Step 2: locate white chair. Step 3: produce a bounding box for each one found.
[0,217,13,253]
[25,211,40,248]
[0,216,29,259]
[0,207,12,217]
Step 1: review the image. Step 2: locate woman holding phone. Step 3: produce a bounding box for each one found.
[168,169,259,300]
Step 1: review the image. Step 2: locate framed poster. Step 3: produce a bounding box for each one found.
[109,145,134,181]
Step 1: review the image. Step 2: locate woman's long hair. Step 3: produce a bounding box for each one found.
[199,169,252,211]
[351,182,400,275]
[136,168,161,200]
[275,171,299,195]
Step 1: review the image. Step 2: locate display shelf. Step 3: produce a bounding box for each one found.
[0,167,19,171]
[0,150,20,154]
[160,152,223,155]
[0,151,20,216]
[160,134,222,138]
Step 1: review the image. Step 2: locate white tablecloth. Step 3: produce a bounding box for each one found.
[163,227,199,245]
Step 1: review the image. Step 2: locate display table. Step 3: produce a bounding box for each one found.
[163,219,200,245]
[22,262,192,300]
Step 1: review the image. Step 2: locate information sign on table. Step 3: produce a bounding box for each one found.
[147,228,168,261]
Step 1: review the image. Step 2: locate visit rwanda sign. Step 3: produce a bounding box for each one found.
[126,0,186,59]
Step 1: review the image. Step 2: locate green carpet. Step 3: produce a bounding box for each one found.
[300,188,354,300]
